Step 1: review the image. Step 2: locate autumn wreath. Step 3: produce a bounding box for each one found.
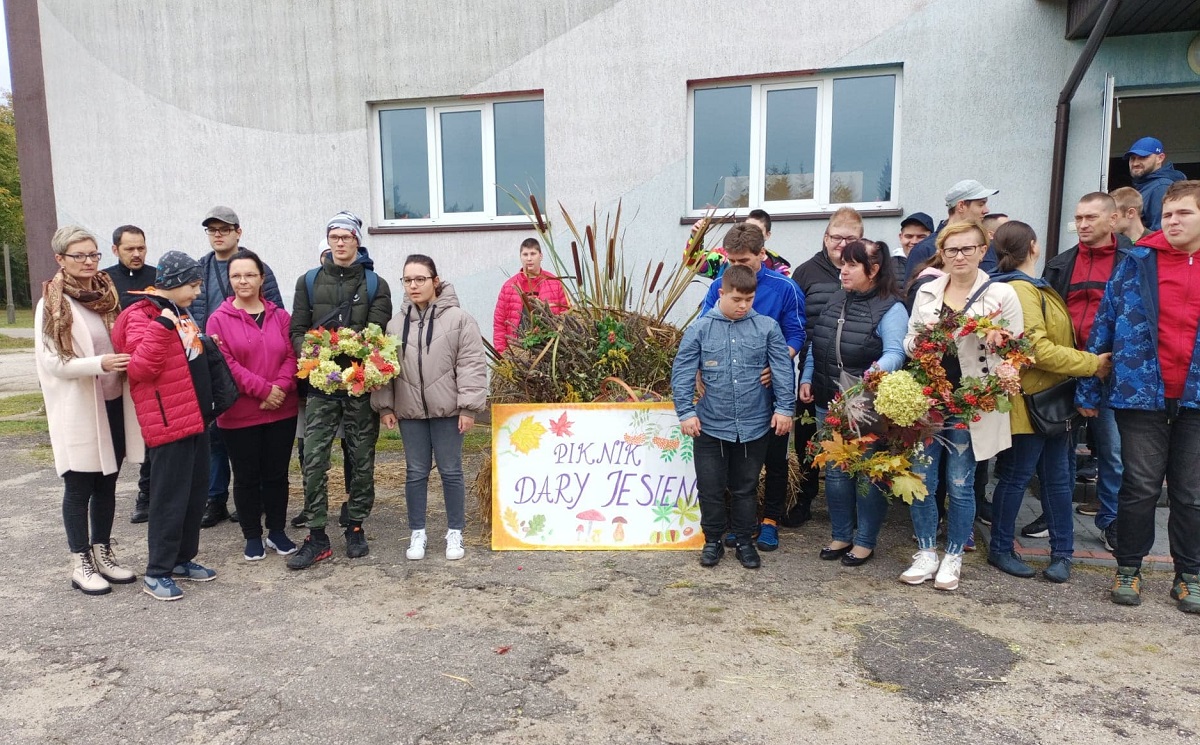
[296,323,400,396]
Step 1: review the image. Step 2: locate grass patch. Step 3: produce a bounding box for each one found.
[747,626,780,637]
[0,392,44,417]
[0,419,48,436]
[372,424,492,455]
[665,579,697,589]
[866,681,903,693]
[0,334,32,349]
[0,307,33,329]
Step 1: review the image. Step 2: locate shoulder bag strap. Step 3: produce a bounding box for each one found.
[834,298,848,371]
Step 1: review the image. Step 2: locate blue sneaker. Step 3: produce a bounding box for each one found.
[244,538,266,561]
[143,575,183,601]
[172,561,217,582]
[964,532,977,553]
[756,522,779,552]
[723,531,737,548]
[265,531,298,556]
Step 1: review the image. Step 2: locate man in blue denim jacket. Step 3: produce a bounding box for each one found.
[672,262,795,569]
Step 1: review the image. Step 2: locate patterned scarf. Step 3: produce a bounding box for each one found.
[41,268,120,362]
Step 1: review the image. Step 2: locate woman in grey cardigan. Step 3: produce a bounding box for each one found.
[372,254,487,562]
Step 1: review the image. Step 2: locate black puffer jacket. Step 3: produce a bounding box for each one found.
[809,289,899,407]
[791,248,842,357]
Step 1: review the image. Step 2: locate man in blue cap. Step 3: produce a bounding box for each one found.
[1126,136,1186,231]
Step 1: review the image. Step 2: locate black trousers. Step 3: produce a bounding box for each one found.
[695,432,769,544]
[222,417,297,539]
[760,430,791,522]
[146,431,210,577]
[61,398,124,553]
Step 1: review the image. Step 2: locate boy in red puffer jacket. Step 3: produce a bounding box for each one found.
[114,251,218,601]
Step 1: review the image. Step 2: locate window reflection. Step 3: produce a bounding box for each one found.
[692,86,751,209]
[764,87,817,202]
[380,109,430,219]
[441,110,484,213]
[831,75,896,203]
[494,100,546,217]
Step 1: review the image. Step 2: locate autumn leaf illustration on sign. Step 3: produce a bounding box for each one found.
[509,416,548,454]
[547,411,573,437]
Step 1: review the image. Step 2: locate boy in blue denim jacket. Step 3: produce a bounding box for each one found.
[671,258,795,569]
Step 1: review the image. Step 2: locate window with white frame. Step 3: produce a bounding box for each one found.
[688,70,900,215]
[375,97,545,225]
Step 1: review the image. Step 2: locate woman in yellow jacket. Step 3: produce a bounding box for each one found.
[988,221,1112,583]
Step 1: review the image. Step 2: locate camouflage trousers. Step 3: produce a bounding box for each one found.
[301,394,380,529]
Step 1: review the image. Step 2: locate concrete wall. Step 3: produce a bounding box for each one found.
[34,0,1200,328]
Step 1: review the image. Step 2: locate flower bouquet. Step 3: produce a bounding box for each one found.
[296,323,401,396]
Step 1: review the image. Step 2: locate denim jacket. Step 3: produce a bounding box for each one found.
[671,307,796,443]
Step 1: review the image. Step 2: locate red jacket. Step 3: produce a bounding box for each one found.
[492,270,569,353]
[206,298,299,430]
[1146,232,1200,399]
[113,299,207,448]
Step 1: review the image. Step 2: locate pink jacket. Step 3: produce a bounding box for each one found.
[205,298,299,430]
[492,270,569,353]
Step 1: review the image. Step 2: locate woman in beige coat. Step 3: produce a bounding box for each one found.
[372,254,487,562]
[901,221,1023,591]
[35,226,143,595]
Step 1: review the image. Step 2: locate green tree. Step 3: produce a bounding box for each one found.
[0,91,31,307]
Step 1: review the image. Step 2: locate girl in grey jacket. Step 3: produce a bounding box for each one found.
[372,254,487,561]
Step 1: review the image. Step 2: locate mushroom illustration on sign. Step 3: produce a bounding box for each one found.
[612,516,627,542]
[576,509,604,541]
[575,525,585,542]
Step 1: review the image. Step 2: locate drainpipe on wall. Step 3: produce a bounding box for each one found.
[1046,0,1123,260]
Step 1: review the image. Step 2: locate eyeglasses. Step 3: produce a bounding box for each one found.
[940,245,984,258]
[229,273,261,282]
[329,235,357,244]
[824,234,857,245]
[62,252,103,263]
[402,276,433,287]
[204,226,236,236]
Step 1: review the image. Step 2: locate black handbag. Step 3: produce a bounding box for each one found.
[201,335,240,420]
[1024,378,1081,436]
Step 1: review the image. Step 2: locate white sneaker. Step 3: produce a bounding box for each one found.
[934,552,963,591]
[899,550,939,585]
[406,529,427,560]
[445,529,465,561]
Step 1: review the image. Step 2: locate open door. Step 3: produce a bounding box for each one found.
[1108,88,1200,189]
[1099,74,1116,190]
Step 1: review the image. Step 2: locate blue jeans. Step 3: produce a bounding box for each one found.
[208,423,231,506]
[1090,406,1122,530]
[817,406,889,549]
[400,417,466,531]
[694,431,768,543]
[910,423,976,554]
[990,432,1075,558]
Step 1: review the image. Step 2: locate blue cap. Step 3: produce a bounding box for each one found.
[1125,137,1164,158]
[901,212,935,233]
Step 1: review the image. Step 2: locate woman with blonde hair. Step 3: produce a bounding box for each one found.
[35,225,142,595]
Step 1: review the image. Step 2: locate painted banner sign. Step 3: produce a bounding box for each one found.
[491,402,702,550]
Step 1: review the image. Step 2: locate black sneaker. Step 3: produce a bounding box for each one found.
[290,511,308,528]
[345,525,369,559]
[229,510,240,523]
[287,534,332,570]
[200,501,230,529]
[1102,522,1118,553]
[1020,514,1049,538]
[735,542,761,569]
[699,541,724,567]
[338,502,350,529]
[976,499,993,527]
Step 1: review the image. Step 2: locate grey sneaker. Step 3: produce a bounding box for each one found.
[143,575,183,601]
[172,561,217,582]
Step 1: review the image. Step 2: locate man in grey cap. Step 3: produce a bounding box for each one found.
[903,179,999,281]
[194,206,285,529]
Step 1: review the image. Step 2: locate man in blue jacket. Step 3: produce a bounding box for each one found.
[1125,136,1187,231]
[700,223,805,552]
[1078,180,1200,614]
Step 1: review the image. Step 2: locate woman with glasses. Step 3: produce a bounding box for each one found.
[205,249,300,561]
[799,239,909,567]
[987,222,1111,583]
[35,225,140,595]
[372,255,487,562]
[902,221,1023,591]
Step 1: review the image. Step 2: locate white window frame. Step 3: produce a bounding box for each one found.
[370,95,544,227]
[687,68,902,217]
